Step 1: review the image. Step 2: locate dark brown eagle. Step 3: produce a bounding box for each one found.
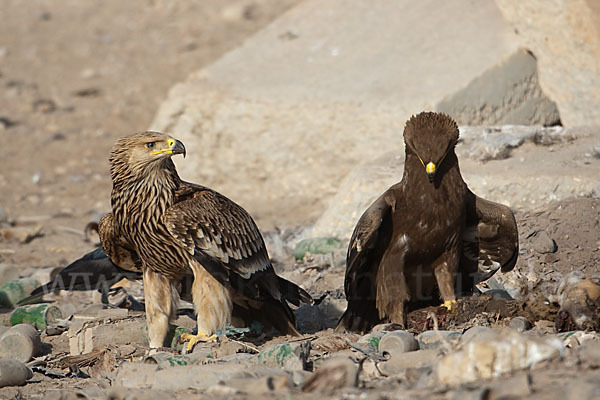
[337,112,518,332]
[99,132,312,349]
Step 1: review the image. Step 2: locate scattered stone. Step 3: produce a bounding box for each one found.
[302,356,357,394]
[0,264,22,286]
[0,324,41,362]
[460,326,499,345]
[437,330,563,385]
[378,330,419,356]
[531,231,557,254]
[32,98,56,113]
[294,237,344,260]
[0,278,41,308]
[509,317,532,333]
[377,349,440,376]
[0,205,8,226]
[73,87,101,97]
[295,304,326,333]
[10,303,62,331]
[578,340,600,368]
[0,225,44,244]
[417,330,461,350]
[0,358,32,388]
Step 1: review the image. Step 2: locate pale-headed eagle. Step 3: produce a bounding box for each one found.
[99,132,312,349]
[337,112,518,332]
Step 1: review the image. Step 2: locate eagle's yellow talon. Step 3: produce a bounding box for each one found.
[442,299,457,311]
[180,332,218,352]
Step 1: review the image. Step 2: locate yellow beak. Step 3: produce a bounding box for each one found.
[426,162,436,182]
[152,138,186,157]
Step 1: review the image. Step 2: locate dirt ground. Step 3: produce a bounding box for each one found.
[1,1,599,399]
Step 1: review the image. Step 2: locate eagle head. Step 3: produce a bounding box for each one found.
[403,112,459,183]
[109,131,186,181]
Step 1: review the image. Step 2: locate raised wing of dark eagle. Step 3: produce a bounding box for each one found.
[337,112,518,333]
[99,132,312,349]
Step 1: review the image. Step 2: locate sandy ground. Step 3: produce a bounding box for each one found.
[0,0,302,271]
[0,1,599,399]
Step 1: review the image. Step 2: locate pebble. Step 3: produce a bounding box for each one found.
[295,304,326,333]
[378,330,419,355]
[0,205,8,226]
[0,358,33,388]
[509,316,533,332]
[0,324,41,362]
[578,340,600,368]
[417,330,461,350]
[532,231,557,253]
[302,356,356,394]
[460,326,499,345]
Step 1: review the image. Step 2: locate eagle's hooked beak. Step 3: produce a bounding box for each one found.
[154,138,187,158]
[426,162,436,183]
[169,138,186,158]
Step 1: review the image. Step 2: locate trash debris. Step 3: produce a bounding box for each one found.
[0,277,41,307]
[10,303,62,330]
[294,237,344,260]
[0,323,41,362]
[0,358,33,387]
[437,330,564,385]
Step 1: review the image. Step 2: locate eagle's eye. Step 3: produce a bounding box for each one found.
[146,142,155,149]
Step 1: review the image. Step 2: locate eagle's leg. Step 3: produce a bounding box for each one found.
[376,251,409,328]
[433,252,459,311]
[184,262,233,352]
[143,268,177,348]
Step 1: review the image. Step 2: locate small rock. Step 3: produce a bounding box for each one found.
[377,349,440,376]
[509,317,532,332]
[302,356,357,394]
[460,326,499,344]
[0,358,32,387]
[295,304,326,333]
[531,231,557,254]
[578,340,600,368]
[0,226,44,244]
[0,206,8,226]
[32,98,56,113]
[0,324,41,362]
[417,330,461,350]
[378,330,419,355]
